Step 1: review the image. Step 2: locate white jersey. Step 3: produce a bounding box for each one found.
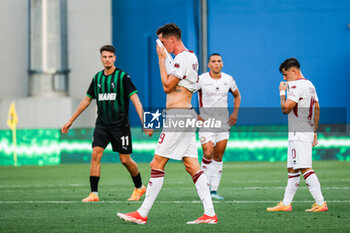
[198,72,237,131]
[198,72,237,108]
[287,78,319,142]
[170,50,199,92]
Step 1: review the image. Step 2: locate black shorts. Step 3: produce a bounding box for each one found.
[92,124,132,154]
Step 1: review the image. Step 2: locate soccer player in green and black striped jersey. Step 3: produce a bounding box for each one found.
[62,45,153,202]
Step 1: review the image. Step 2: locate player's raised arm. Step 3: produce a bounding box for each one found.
[279,81,296,114]
[156,45,180,93]
[61,95,92,133]
[130,93,153,137]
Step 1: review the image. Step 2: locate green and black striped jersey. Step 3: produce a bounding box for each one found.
[86,68,138,127]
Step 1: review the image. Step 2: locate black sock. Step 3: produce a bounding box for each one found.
[132,173,142,189]
[90,176,100,192]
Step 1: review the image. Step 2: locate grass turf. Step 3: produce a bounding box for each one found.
[0,161,349,232]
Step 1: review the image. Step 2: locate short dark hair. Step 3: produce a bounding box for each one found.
[100,45,115,54]
[279,58,300,73]
[156,23,181,39]
[208,53,222,62]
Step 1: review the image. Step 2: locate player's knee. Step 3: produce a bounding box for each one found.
[185,165,193,175]
[150,160,157,170]
[288,167,300,173]
[300,168,312,174]
[203,148,213,158]
[150,155,167,170]
[150,160,163,170]
[91,148,103,161]
[184,163,198,176]
[120,158,129,166]
[119,155,132,165]
[186,166,201,177]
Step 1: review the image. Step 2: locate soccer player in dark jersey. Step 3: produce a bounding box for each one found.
[62,45,153,202]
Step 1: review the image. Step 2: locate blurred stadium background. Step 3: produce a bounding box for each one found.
[0,0,349,166]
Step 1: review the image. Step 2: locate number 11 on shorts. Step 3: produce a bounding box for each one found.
[121,136,129,146]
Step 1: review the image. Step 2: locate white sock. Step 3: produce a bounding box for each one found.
[303,170,324,206]
[201,157,212,182]
[92,192,98,196]
[137,169,164,217]
[193,171,215,217]
[282,173,300,206]
[210,160,223,192]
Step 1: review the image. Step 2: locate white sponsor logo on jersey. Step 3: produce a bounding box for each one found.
[98,93,116,101]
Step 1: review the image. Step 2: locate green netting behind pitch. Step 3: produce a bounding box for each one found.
[0,126,349,166]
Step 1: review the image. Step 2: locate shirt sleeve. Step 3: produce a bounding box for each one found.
[197,74,204,90]
[287,84,303,103]
[230,77,237,93]
[170,53,188,80]
[86,78,95,99]
[123,74,138,98]
[312,84,319,102]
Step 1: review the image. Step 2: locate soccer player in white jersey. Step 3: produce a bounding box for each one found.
[267,58,328,212]
[198,53,241,200]
[117,23,217,224]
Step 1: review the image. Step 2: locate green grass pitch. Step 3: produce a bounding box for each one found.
[0,161,349,232]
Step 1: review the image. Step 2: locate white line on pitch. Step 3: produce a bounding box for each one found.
[1,186,349,192]
[0,178,348,188]
[0,200,350,204]
[0,184,86,188]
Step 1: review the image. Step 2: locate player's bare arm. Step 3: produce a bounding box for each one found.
[228,89,241,126]
[61,96,92,133]
[156,45,192,108]
[279,81,296,114]
[197,114,205,122]
[130,93,153,137]
[280,98,297,114]
[313,101,320,147]
[156,46,180,94]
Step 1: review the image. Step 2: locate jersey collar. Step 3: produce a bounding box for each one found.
[209,71,222,80]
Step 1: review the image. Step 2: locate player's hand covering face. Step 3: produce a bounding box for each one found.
[156,45,167,62]
[158,34,174,54]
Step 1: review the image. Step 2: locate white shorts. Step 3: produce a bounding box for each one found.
[155,131,198,160]
[198,131,229,146]
[287,140,312,169]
